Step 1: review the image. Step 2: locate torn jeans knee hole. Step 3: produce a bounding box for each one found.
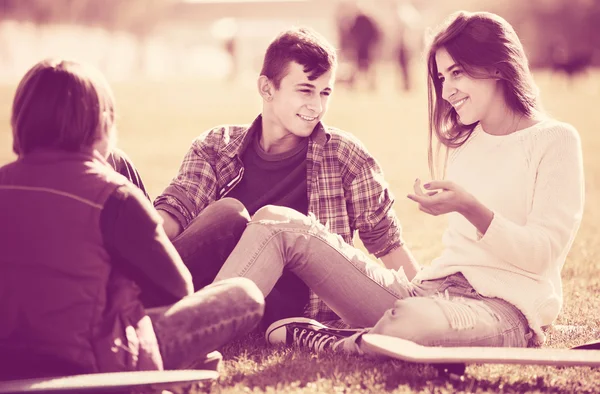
[433,297,499,331]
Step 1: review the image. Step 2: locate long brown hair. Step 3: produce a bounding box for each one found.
[426,11,539,178]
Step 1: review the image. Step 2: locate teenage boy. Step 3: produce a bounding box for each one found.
[154,27,419,327]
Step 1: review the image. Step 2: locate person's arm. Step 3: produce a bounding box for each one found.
[343,147,420,276]
[107,148,150,200]
[153,136,220,239]
[409,126,584,275]
[105,147,185,240]
[379,245,419,280]
[101,184,193,306]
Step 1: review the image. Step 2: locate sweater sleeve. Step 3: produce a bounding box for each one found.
[101,184,194,307]
[477,125,584,275]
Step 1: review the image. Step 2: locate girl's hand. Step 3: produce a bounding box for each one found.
[407,179,474,216]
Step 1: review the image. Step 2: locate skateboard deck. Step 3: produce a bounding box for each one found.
[0,370,218,393]
[361,334,600,368]
[572,340,600,350]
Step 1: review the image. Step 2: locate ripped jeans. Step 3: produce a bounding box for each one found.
[215,206,531,351]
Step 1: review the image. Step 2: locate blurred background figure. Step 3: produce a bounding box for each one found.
[539,1,599,82]
[211,17,239,82]
[393,0,422,92]
[347,5,381,90]
[333,1,356,86]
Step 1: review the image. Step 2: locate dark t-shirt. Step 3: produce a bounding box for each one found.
[227,132,308,215]
[227,132,310,323]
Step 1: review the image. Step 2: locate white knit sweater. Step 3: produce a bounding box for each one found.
[414,118,585,345]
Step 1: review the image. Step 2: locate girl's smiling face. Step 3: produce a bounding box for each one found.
[435,47,504,126]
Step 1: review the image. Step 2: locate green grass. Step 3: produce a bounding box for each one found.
[1,69,600,393]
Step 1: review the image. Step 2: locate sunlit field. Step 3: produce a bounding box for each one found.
[1,67,599,393]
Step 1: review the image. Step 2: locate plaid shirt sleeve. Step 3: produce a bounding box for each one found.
[303,131,404,326]
[153,132,220,230]
[341,138,403,258]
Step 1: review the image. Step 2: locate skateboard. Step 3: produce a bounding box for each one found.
[0,369,218,393]
[572,340,600,350]
[361,333,600,375]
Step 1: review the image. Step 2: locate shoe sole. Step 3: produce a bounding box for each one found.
[185,350,223,371]
[201,351,223,372]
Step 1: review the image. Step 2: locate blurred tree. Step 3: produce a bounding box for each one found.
[529,0,600,70]
[93,0,176,74]
[491,0,600,69]
[0,0,91,69]
[0,0,176,74]
[0,0,90,24]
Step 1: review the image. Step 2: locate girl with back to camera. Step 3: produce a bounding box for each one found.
[0,59,264,379]
[212,11,584,352]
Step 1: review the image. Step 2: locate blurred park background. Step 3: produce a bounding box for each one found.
[1,1,600,391]
[0,0,599,185]
[0,0,599,82]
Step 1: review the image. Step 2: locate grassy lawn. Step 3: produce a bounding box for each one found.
[1,68,599,393]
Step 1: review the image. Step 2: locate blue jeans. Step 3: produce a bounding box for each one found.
[147,277,264,369]
[215,206,531,350]
[172,198,309,329]
[171,198,250,291]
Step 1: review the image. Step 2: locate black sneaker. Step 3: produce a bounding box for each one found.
[265,317,361,353]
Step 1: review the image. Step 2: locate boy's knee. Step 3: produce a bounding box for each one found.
[214,198,250,223]
[193,198,250,238]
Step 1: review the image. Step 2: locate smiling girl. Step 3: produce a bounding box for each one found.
[213,11,584,351]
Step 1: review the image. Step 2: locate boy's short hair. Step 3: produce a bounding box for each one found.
[260,27,337,89]
[11,59,115,155]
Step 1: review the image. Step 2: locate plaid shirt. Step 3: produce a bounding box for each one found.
[154,115,403,326]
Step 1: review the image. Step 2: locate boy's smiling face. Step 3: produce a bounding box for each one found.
[265,61,333,141]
